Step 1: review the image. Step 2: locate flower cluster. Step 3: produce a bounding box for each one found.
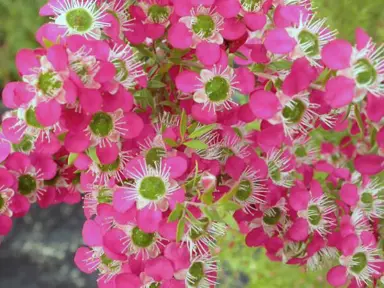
[1,0,383,287]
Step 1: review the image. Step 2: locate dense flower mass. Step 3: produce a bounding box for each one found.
[1,0,384,287]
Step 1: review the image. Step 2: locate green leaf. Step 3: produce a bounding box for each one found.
[87,147,100,164]
[245,120,261,132]
[217,184,238,205]
[234,51,248,60]
[164,138,179,147]
[133,44,155,59]
[274,78,283,90]
[68,153,79,166]
[201,207,222,222]
[222,213,239,230]
[354,104,365,138]
[201,186,214,205]
[189,124,216,139]
[218,201,241,213]
[265,80,273,91]
[250,64,265,73]
[148,79,166,89]
[184,140,208,150]
[180,109,187,141]
[168,204,184,222]
[268,60,292,71]
[134,89,154,109]
[176,219,185,243]
[314,171,329,182]
[186,209,201,225]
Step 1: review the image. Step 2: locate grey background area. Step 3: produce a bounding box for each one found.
[0,204,96,287]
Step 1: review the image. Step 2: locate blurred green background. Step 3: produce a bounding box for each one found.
[0,0,382,287]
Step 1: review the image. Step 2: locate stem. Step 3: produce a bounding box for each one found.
[254,72,326,92]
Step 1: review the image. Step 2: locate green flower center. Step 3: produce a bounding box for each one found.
[354,58,377,86]
[0,195,4,210]
[145,147,166,168]
[190,218,210,240]
[282,99,306,124]
[295,146,307,158]
[97,187,112,204]
[90,112,114,137]
[25,108,43,128]
[187,262,205,287]
[98,157,120,172]
[236,179,252,201]
[13,135,34,153]
[100,254,120,272]
[308,205,322,226]
[112,59,129,82]
[18,174,37,196]
[298,30,320,57]
[66,8,94,32]
[205,76,230,102]
[192,15,215,38]
[131,227,155,248]
[361,192,374,205]
[139,176,166,200]
[148,5,169,23]
[263,207,282,225]
[350,252,368,274]
[149,283,160,288]
[240,0,263,12]
[37,71,62,97]
[44,172,60,187]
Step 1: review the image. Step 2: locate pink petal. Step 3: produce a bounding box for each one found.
[2,117,25,144]
[264,28,296,54]
[115,273,141,288]
[113,188,135,213]
[168,188,186,210]
[191,104,217,124]
[287,218,309,241]
[341,234,359,256]
[327,266,348,287]
[0,216,12,235]
[366,93,384,123]
[35,23,66,47]
[196,42,220,66]
[168,22,193,49]
[145,23,165,40]
[175,70,200,94]
[215,0,241,18]
[36,100,61,126]
[5,152,30,172]
[244,13,267,31]
[340,183,359,206]
[79,89,102,114]
[103,228,127,259]
[10,194,31,218]
[82,220,103,246]
[234,67,255,94]
[289,188,310,211]
[144,256,174,281]
[124,21,146,44]
[0,136,11,163]
[173,0,193,16]
[245,227,268,247]
[377,127,384,149]
[250,44,269,63]
[47,44,68,71]
[164,156,187,179]
[136,207,162,233]
[74,247,95,274]
[321,40,352,70]
[354,154,384,175]
[95,61,116,83]
[16,49,39,75]
[64,132,91,153]
[222,18,246,41]
[63,79,78,104]
[120,112,144,139]
[2,82,35,109]
[96,143,119,165]
[158,219,178,241]
[325,76,355,108]
[31,154,57,180]
[355,28,370,50]
[225,156,245,180]
[164,242,191,271]
[249,90,279,119]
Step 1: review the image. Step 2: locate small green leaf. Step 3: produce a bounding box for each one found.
[68,153,79,166]
[189,124,216,139]
[250,64,265,73]
[274,78,283,90]
[133,44,155,59]
[314,171,329,182]
[354,104,365,139]
[245,120,261,132]
[184,140,208,150]
[168,204,184,222]
[134,89,154,109]
[186,209,201,225]
[218,201,241,212]
[222,213,239,230]
[233,51,248,60]
[268,60,292,71]
[265,80,273,91]
[201,207,222,222]
[148,79,166,89]
[176,219,185,243]
[87,147,100,164]
[180,109,187,141]
[164,138,179,147]
[201,186,214,205]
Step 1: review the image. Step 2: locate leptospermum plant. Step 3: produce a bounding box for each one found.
[0,0,383,287]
